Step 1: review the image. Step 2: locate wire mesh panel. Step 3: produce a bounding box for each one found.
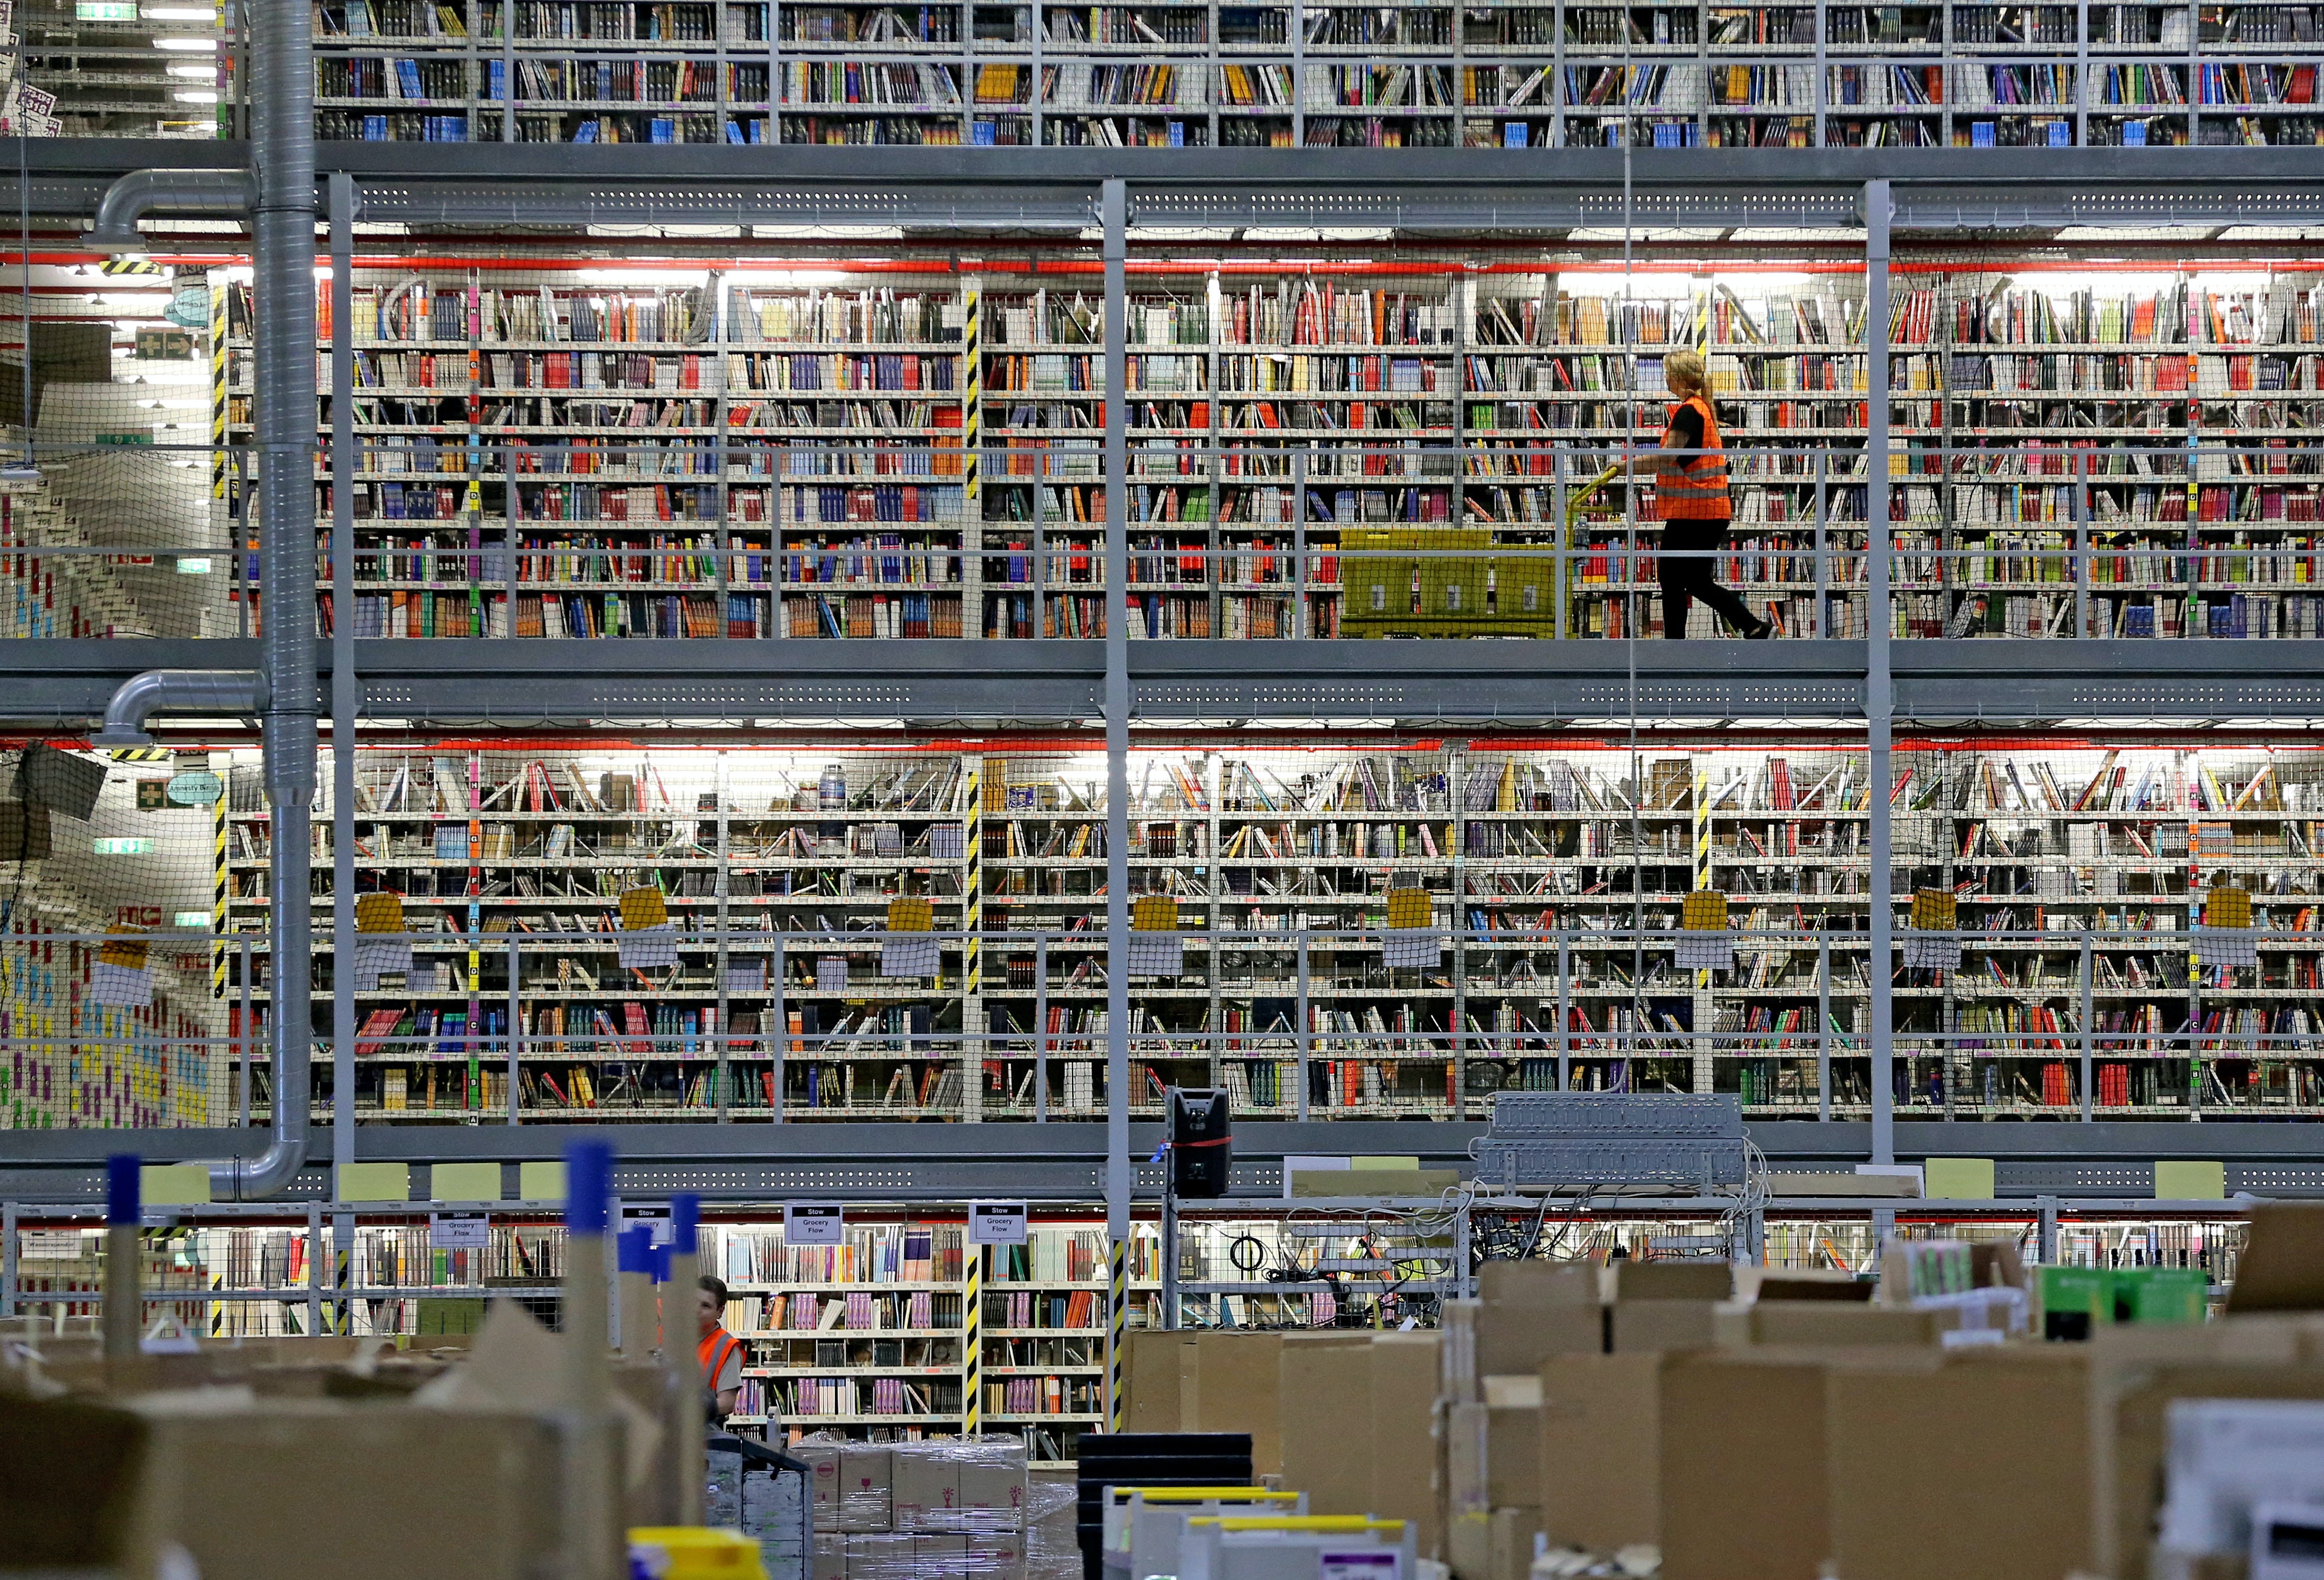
[0,739,233,1129]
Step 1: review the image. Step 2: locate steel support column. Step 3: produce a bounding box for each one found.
[329,173,357,1204]
[1864,178,1895,1168]
[1100,176,1131,1432]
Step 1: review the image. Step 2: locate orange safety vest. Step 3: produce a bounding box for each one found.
[699,1328,742,1392]
[1656,393,1731,521]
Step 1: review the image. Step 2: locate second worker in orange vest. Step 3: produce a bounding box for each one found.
[1641,349,1773,641]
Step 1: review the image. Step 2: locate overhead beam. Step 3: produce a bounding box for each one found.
[16,639,2324,729]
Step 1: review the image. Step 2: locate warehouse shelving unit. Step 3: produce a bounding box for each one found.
[282,0,2324,146]
[8,146,2324,1306]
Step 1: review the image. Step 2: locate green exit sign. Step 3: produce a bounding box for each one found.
[76,3,140,18]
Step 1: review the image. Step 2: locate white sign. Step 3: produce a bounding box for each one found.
[621,1207,672,1244]
[784,1203,845,1245]
[968,1201,1029,1246]
[429,1212,490,1249]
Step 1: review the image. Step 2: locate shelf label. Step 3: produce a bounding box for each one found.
[784,1202,845,1245]
[1320,1554,1400,1580]
[968,1201,1029,1246]
[430,1212,490,1250]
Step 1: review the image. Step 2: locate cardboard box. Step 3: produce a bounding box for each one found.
[804,1443,894,1533]
[1538,1353,1665,1554]
[1720,1302,1946,1350]
[846,1533,916,1580]
[1372,1331,1444,1557]
[1608,1262,1731,1303]
[968,1533,1025,1580]
[1659,1352,1829,1580]
[1609,1299,1719,1354]
[1477,1262,1604,1377]
[957,1453,1028,1535]
[811,1535,847,1580]
[1449,1377,1542,1516]
[917,1535,971,1575]
[115,1398,560,1580]
[1825,1348,2092,1580]
[2230,1204,2324,1313]
[891,1448,959,1533]
[1122,1331,1285,1476]
[1282,1334,1377,1517]
[2087,1322,2324,1579]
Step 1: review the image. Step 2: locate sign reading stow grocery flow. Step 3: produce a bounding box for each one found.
[429,1212,490,1250]
[784,1203,845,1245]
[968,1201,1029,1246]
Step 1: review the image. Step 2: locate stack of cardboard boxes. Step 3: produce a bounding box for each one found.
[1124,1207,2324,1580]
[800,1436,1029,1580]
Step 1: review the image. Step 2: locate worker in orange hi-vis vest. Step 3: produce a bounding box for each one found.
[696,1274,749,1427]
[1629,347,1774,641]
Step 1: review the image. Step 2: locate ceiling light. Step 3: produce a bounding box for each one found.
[165,62,211,76]
[153,36,218,49]
[172,88,218,101]
[144,5,219,15]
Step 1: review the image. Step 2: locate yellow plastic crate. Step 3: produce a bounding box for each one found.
[1680,890,1729,932]
[1132,894,1179,932]
[618,886,670,931]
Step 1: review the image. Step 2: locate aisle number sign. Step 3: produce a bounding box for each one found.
[784,1203,845,1245]
[430,1212,490,1249]
[969,1201,1029,1246]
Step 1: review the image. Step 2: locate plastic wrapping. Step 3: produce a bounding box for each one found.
[798,1435,1031,1579]
[1023,1479,1080,1580]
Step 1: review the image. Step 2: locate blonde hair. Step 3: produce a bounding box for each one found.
[1663,348,1718,421]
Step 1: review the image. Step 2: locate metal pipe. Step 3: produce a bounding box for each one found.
[243,0,320,1204]
[88,668,265,747]
[79,169,253,252]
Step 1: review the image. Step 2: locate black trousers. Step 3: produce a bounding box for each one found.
[1657,519,1758,639]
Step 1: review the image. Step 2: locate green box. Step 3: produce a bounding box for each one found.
[415,1297,487,1335]
[518,1160,567,1203]
[141,1162,213,1206]
[336,1161,411,1203]
[431,1161,503,1203]
[1924,1157,1996,1201]
[2155,1159,2227,1200]
[2114,1265,2209,1325]
[2039,1265,2113,1341]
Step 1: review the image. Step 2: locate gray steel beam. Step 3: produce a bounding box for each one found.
[18,140,2324,231]
[7,1119,2324,1203]
[21,639,2324,728]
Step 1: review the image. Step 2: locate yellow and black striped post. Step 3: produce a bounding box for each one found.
[962,284,980,520]
[963,1242,983,1432]
[1106,1236,1127,1431]
[210,278,230,515]
[210,791,229,999]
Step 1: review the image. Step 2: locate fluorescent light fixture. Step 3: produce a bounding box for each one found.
[164,62,211,75]
[144,4,219,15]
[153,35,217,48]
[172,88,219,102]
[94,837,155,855]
